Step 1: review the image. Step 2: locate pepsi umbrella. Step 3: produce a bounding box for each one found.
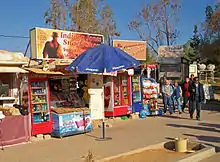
[66,44,140,140]
[66,44,139,73]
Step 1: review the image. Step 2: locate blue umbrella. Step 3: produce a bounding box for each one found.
[66,44,140,73]
[66,44,140,140]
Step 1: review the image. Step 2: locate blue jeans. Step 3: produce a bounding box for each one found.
[173,97,181,112]
[190,96,202,119]
[164,96,173,114]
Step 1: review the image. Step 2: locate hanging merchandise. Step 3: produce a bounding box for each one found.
[141,77,162,117]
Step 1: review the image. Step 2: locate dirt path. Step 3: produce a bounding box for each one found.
[0,105,219,162]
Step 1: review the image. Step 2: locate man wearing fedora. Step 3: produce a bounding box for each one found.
[43,32,64,59]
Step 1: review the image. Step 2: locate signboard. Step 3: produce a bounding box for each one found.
[203,84,215,100]
[158,46,184,58]
[189,64,198,77]
[113,40,146,60]
[30,27,104,60]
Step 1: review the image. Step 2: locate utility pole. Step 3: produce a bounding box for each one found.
[76,0,81,31]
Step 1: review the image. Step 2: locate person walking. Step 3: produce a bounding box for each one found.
[172,80,182,114]
[162,79,174,115]
[189,74,194,85]
[188,77,205,120]
[182,77,191,113]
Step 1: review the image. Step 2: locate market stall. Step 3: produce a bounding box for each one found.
[24,62,92,137]
[104,71,132,117]
[0,50,30,147]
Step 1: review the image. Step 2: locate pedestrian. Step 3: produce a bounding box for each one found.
[182,77,191,113]
[162,79,174,115]
[189,74,194,85]
[188,77,205,120]
[172,80,182,114]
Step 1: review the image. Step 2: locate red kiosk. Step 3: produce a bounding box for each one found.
[104,71,133,117]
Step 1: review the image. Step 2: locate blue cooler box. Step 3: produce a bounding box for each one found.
[52,110,92,138]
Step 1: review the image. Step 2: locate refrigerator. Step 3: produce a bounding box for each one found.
[28,78,52,135]
[131,68,143,113]
[104,72,132,117]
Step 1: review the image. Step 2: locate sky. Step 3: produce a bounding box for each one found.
[0,0,216,57]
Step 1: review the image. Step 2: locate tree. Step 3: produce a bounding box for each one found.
[128,0,181,55]
[199,3,220,76]
[44,0,119,42]
[202,3,220,43]
[44,0,69,30]
[98,3,120,45]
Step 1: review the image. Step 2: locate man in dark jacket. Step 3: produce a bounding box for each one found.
[182,77,191,113]
[188,77,205,120]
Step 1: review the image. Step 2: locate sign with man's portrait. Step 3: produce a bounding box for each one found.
[30,27,104,60]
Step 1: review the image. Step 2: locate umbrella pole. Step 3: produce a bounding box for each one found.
[95,74,112,141]
[102,118,105,139]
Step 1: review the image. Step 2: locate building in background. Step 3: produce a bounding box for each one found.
[157,46,187,82]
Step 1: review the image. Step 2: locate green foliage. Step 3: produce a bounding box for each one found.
[183,25,201,62]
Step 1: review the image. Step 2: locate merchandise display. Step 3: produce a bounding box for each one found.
[50,77,85,108]
[141,77,161,116]
[51,107,92,138]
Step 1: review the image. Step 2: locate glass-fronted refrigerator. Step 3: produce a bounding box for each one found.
[132,76,142,112]
[131,67,143,113]
[104,72,132,117]
[28,78,52,135]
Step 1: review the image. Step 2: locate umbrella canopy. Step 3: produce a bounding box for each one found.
[66,44,140,73]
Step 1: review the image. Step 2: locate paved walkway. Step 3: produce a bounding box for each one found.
[0,105,219,162]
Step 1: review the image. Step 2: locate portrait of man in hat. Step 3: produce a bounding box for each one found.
[43,32,64,59]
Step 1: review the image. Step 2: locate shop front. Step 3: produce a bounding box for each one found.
[0,50,30,147]
[24,64,92,138]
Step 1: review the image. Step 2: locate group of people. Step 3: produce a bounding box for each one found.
[161,74,205,120]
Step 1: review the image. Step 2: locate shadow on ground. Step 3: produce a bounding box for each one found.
[161,115,190,120]
[183,133,220,152]
[167,124,220,133]
[183,134,220,143]
[199,123,220,129]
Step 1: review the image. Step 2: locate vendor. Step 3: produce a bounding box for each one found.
[82,80,89,107]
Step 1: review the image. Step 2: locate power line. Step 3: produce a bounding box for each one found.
[0,34,29,39]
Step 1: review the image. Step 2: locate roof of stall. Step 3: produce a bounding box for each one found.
[0,50,29,66]
[24,68,64,75]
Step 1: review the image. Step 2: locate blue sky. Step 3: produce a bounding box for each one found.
[0,0,216,57]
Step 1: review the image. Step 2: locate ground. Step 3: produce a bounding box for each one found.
[0,101,219,162]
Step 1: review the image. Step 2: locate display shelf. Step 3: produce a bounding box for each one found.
[31,87,45,89]
[32,94,46,96]
[33,110,48,113]
[32,102,47,105]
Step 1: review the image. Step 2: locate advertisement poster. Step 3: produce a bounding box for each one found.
[113,40,147,60]
[30,27,104,59]
[52,111,92,137]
